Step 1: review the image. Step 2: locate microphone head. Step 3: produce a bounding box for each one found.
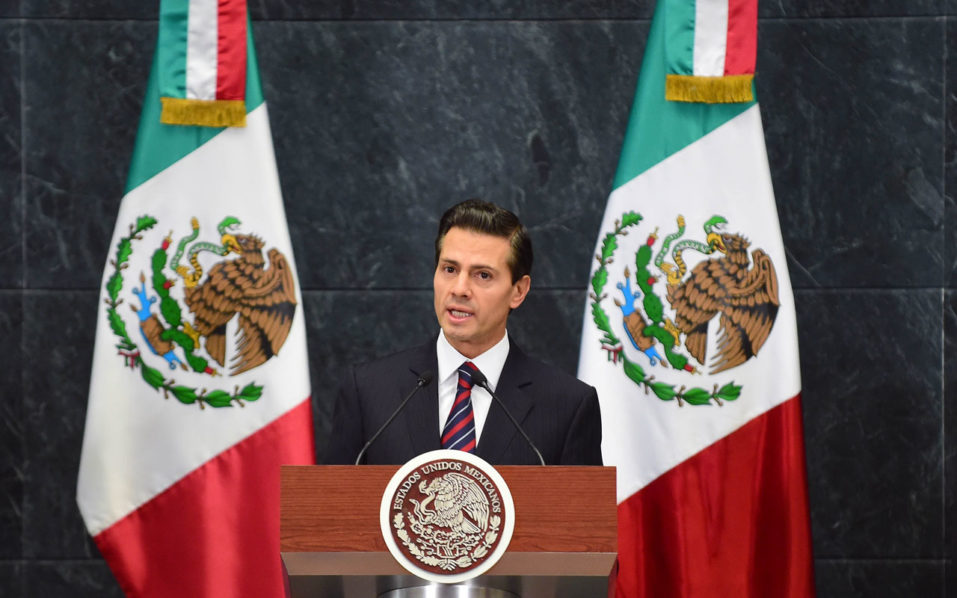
[469,368,488,387]
[417,370,434,386]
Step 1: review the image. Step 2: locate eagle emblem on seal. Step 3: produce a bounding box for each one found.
[394,471,502,570]
[411,473,490,538]
[382,452,514,583]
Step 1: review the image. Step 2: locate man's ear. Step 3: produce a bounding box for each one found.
[510,275,531,309]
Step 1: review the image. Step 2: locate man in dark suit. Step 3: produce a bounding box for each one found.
[324,199,602,466]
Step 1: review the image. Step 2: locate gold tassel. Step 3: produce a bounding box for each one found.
[160,97,247,128]
[665,74,754,104]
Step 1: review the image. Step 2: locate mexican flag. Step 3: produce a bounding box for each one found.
[77,2,314,597]
[577,1,815,596]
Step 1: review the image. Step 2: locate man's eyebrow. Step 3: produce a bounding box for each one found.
[438,257,498,272]
[467,263,498,272]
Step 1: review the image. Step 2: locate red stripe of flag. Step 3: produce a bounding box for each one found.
[723,0,757,75]
[612,396,814,598]
[92,399,314,598]
[215,0,247,100]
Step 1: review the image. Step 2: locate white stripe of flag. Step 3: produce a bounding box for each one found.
[693,0,729,76]
[186,0,218,100]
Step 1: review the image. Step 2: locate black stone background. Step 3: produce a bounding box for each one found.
[0,1,954,596]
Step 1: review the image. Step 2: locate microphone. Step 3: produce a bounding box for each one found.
[470,368,546,466]
[354,370,434,465]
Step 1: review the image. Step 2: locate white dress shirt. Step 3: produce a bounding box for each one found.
[435,330,510,442]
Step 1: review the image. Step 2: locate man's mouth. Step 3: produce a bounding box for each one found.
[448,308,473,319]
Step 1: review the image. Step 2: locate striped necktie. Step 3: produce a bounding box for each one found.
[441,361,479,453]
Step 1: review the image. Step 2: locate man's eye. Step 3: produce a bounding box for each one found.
[477,271,491,280]
[444,266,455,273]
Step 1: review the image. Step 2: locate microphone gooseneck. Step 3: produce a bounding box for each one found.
[354,370,434,465]
[470,369,546,466]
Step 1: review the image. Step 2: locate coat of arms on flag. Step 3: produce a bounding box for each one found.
[589,209,781,406]
[105,213,298,408]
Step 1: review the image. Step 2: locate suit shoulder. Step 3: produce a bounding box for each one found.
[350,341,433,376]
[518,354,595,395]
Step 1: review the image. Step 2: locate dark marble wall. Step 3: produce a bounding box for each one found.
[0,1,953,597]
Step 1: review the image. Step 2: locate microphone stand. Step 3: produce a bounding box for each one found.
[471,370,546,466]
[354,371,434,466]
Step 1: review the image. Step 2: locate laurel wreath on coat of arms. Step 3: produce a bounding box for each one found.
[393,511,501,571]
[590,211,781,406]
[103,215,297,409]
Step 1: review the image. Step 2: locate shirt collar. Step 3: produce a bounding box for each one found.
[436,330,510,391]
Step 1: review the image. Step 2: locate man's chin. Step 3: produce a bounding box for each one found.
[441,320,482,346]
[441,321,472,340]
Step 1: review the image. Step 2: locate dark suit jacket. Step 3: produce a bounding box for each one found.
[323,339,603,466]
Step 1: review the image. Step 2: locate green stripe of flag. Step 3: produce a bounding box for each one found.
[663,0,696,77]
[157,0,189,100]
[612,0,754,190]
[125,20,265,193]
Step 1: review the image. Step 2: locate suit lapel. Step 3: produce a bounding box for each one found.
[476,342,534,464]
[404,343,442,457]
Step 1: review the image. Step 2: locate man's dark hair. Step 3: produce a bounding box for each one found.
[434,199,533,283]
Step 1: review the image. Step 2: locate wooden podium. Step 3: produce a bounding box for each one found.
[281,465,617,598]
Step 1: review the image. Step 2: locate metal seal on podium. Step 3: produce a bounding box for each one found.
[380,449,515,584]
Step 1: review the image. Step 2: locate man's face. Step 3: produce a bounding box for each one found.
[433,227,530,359]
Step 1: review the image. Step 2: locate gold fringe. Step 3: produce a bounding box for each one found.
[665,74,754,104]
[160,97,247,128]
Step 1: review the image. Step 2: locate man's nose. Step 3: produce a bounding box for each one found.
[451,272,471,296]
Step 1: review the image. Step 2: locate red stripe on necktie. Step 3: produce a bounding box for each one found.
[441,412,474,443]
